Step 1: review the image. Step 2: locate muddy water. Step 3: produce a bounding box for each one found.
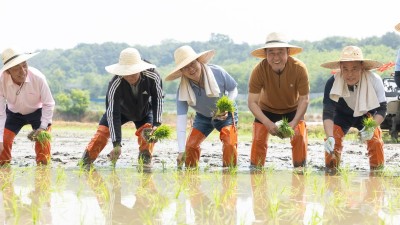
[1,167,400,225]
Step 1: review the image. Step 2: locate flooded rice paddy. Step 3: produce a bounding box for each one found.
[2,129,400,224]
[1,166,400,225]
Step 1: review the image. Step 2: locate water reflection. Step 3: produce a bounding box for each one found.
[182,171,237,224]
[250,170,307,224]
[1,167,400,224]
[0,166,52,224]
[85,169,169,224]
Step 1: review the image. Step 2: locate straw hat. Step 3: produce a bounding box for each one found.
[105,48,155,76]
[251,32,303,58]
[1,48,39,74]
[395,23,400,32]
[165,45,215,81]
[320,46,383,70]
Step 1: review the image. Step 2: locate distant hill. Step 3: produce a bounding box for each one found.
[28,32,400,99]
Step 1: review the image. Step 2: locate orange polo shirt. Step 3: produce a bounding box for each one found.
[248,56,309,114]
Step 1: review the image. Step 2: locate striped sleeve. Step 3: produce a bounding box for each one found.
[144,70,163,126]
[106,77,122,144]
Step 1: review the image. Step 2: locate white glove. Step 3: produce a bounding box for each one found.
[324,137,335,154]
[360,127,374,142]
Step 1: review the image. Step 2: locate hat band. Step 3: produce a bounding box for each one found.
[265,40,287,44]
[3,54,20,65]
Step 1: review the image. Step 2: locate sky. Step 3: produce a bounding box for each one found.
[1,0,399,52]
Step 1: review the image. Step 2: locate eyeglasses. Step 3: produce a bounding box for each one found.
[181,60,197,71]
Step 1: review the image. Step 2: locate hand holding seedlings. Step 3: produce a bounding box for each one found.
[276,117,295,139]
[213,95,234,120]
[360,117,377,142]
[27,129,52,147]
[145,124,172,143]
[107,145,121,165]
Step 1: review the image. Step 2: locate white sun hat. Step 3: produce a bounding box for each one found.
[251,32,303,58]
[105,48,156,76]
[1,48,39,74]
[165,45,215,81]
[320,46,383,70]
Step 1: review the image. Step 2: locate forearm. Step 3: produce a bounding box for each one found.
[176,114,187,153]
[323,119,334,137]
[373,114,385,126]
[248,102,270,125]
[227,87,238,100]
[292,95,309,125]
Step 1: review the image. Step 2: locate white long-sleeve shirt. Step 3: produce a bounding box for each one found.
[0,66,55,138]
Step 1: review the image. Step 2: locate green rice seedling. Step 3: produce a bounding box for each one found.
[161,160,167,172]
[360,116,377,142]
[251,171,266,187]
[268,192,281,219]
[311,177,328,198]
[215,95,235,115]
[55,167,67,186]
[137,157,145,173]
[362,116,378,131]
[35,130,52,147]
[337,164,355,187]
[277,117,295,138]
[147,124,172,143]
[31,204,40,224]
[227,164,238,175]
[264,165,276,175]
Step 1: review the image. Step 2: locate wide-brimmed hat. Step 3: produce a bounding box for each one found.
[395,23,400,32]
[1,48,39,74]
[165,45,215,81]
[105,48,155,76]
[320,46,383,70]
[251,32,303,58]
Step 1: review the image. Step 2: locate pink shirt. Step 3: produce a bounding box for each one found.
[0,67,55,138]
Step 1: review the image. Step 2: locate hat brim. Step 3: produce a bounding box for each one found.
[0,52,39,74]
[165,50,215,81]
[105,61,156,76]
[251,43,302,58]
[321,59,383,70]
[395,23,400,32]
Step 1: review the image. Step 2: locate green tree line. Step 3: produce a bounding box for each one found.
[27,32,400,117]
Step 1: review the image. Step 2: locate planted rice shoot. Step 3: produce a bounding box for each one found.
[277,117,295,138]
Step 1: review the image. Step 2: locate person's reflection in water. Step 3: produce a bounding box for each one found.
[289,173,308,223]
[323,173,386,224]
[250,170,269,224]
[86,169,168,224]
[250,171,308,224]
[184,170,237,225]
[0,166,52,224]
[85,168,113,222]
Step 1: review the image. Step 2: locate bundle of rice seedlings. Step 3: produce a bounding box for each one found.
[147,124,172,143]
[362,116,377,131]
[28,130,52,147]
[213,95,235,119]
[277,117,295,138]
[216,95,235,114]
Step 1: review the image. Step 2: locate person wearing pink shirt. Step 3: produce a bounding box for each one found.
[0,48,55,165]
